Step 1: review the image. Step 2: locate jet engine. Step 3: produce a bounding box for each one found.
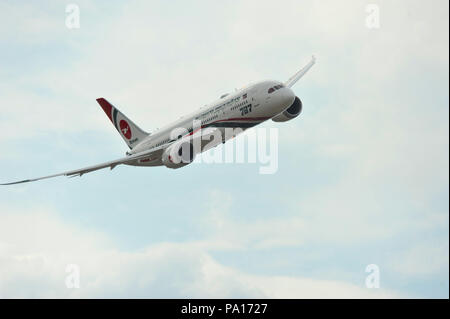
[272,96,302,122]
[162,140,196,169]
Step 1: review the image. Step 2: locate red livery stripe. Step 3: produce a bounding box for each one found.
[215,117,270,123]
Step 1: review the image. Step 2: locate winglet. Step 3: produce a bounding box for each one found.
[285,56,316,88]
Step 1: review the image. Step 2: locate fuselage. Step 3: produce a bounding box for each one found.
[0,58,316,185]
[128,80,295,166]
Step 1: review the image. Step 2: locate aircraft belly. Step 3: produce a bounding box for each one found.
[126,159,163,167]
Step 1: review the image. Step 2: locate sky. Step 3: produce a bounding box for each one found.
[0,0,448,298]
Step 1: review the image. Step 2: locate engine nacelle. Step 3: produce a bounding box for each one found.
[162,140,196,169]
[272,96,302,122]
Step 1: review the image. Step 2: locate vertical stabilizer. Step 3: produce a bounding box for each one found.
[96,98,149,149]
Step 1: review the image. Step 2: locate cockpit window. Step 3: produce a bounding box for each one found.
[268,84,284,93]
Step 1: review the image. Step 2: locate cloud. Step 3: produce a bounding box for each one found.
[0,0,447,298]
[0,2,63,45]
[0,205,400,298]
[1,0,448,148]
[388,242,450,277]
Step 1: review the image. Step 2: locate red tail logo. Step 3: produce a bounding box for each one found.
[119,120,132,139]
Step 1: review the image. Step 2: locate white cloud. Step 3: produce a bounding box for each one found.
[0,0,447,298]
[0,2,63,45]
[388,242,450,277]
[1,0,448,147]
[0,205,400,298]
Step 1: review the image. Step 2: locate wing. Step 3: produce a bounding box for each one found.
[0,145,166,185]
[284,56,316,88]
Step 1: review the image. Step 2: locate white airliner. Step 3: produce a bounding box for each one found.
[1,56,315,185]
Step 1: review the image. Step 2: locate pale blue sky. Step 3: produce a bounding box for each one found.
[0,0,448,298]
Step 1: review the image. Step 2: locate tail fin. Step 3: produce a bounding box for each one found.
[96,98,149,149]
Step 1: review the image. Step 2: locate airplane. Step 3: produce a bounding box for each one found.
[1,56,315,185]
